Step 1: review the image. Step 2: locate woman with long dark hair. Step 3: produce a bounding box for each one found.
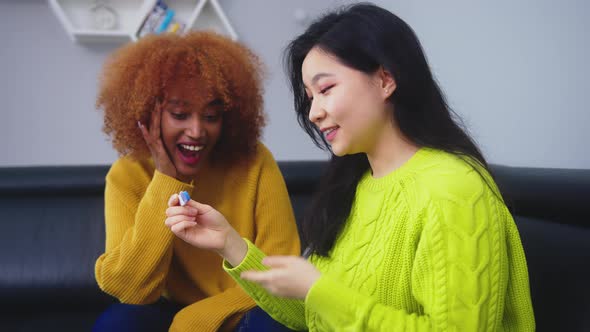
[165,3,535,331]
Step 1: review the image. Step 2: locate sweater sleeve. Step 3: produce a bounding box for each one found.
[303,185,523,331]
[95,161,193,304]
[224,240,307,331]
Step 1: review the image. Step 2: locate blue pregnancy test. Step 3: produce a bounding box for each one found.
[178,191,190,206]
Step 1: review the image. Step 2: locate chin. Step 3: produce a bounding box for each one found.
[173,161,202,179]
[179,164,202,176]
[330,141,360,157]
[179,168,199,178]
[332,150,346,157]
[330,144,347,157]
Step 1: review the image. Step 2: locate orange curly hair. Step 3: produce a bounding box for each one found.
[96,31,265,166]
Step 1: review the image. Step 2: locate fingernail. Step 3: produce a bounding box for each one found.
[137,121,142,128]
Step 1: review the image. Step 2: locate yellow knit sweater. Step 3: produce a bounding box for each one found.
[95,143,300,331]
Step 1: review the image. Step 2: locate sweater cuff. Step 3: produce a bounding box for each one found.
[223,238,268,276]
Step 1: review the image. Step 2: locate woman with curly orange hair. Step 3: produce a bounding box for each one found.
[92,32,300,332]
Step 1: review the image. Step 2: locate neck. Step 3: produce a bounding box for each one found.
[366,118,419,178]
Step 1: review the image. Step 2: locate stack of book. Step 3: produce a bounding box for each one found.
[138,0,186,38]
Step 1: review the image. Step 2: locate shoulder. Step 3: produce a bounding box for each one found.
[255,142,277,164]
[249,142,288,187]
[218,142,283,185]
[239,142,279,172]
[411,149,495,204]
[410,150,504,235]
[106,156,154,189]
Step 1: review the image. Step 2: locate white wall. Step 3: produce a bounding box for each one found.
[1,0,588,168]
[376,0,590,169]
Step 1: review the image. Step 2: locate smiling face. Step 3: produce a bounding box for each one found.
[302,48,394,156]
[160,75,223,179]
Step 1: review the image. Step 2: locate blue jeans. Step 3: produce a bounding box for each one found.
[93,298,182,332]
[93,299,294,332]
[236,306,295,331]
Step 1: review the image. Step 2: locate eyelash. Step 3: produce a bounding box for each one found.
[170,112,187,120]
[203,113,221,122]
[320,85,334,94]
[308,85,334,101]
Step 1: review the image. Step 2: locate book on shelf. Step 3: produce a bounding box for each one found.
[138,0,185,38]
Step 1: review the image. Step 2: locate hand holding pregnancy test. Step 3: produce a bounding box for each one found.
[165,192,248,266]
[164,191,317,298]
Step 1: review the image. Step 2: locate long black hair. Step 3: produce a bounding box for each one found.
[284,3,493,257]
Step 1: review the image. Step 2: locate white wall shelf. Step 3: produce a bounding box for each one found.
[49,0,237,43]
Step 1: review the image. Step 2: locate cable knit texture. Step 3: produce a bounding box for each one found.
[224,148,535,331]
[95,142,301,331]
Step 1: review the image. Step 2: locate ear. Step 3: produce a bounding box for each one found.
[377,67,396,99]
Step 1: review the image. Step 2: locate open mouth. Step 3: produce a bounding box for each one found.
[177,143,205,165]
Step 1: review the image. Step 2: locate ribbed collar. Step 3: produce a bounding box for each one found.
[358,147,433,192]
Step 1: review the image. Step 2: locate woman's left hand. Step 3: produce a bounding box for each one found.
[241,256,321,299]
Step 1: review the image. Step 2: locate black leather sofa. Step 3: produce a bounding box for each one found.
[0,162,589,331]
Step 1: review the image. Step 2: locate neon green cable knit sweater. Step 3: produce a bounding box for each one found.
[225,148,535,331]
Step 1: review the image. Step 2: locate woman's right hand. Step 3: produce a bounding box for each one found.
[165,194,248,266]
[138,101,182,181]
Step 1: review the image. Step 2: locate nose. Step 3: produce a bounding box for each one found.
[308,99,326,124]
[185,116,204,138]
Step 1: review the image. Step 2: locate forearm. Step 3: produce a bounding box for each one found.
[95,228,174,303]
[219,228,248,267]
[169,286,256,332]
[96,170,192,303]
[224,240,307,331]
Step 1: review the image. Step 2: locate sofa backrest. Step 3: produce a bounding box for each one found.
[491,165,590,331]
[0,166,114,312]
[0,162,588,330]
